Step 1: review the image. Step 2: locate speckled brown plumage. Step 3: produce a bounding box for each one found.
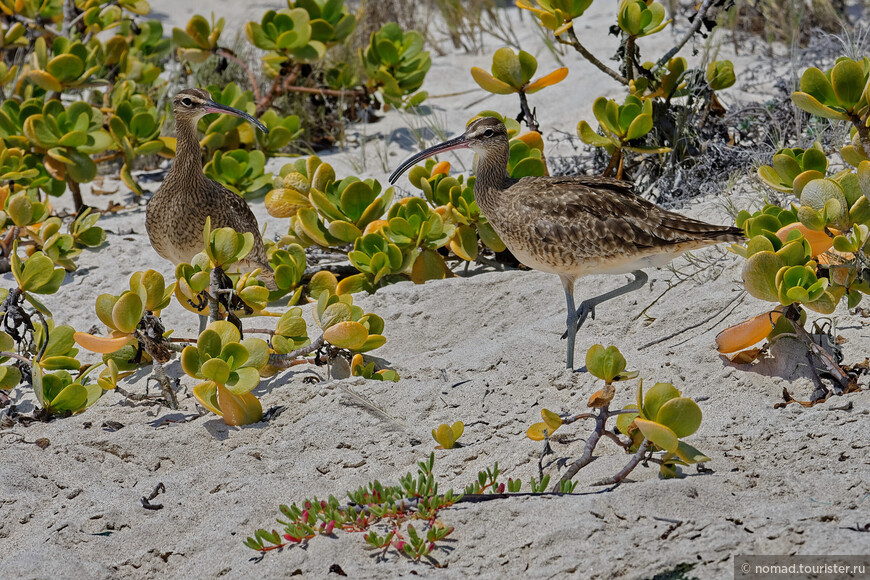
[389,117,743,368]
[146,89,276,290]
[478,173,743,278]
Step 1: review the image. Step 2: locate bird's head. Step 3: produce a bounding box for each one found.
[389,117,508,185]
[172,88,268,134]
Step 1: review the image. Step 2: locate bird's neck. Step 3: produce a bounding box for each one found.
[169,119,205,181]
[473,146,513,213]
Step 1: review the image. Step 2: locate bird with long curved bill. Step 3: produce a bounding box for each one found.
[146,88,277,294]
[389,117,743,369]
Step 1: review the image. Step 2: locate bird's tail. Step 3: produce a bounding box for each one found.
[705,225,745,244]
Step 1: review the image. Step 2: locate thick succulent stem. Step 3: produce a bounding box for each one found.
[209,266,223,324]
[602,148,622,177]
[784,304,850,394]
[557,28,628,85]
[150,360,178,410]
[255,64,302,116]
[517,90,539,133]
[552,405,609,491]
[593,440,651,486]
[849,113,870,158]
[67,179,84,213]
[268,335,324,369]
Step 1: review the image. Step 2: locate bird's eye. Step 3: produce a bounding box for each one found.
[181,97,193,107]
[483,129,494,137]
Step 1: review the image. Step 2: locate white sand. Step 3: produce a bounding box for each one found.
[1,3,868,579]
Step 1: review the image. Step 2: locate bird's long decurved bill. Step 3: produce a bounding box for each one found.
[388,134,469,184]
[203,100,269,134]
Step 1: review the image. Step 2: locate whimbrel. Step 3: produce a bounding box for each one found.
[146,88,277,290]
[389,117,742,369]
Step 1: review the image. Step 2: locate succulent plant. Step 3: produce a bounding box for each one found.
[471,47,567,97]
[69,207,107,248]
[182,320,269,426]
[204,149,273,198]
[33,216,81,270]
[266,156,392,248]
[578,94,670,156]
[340,233,404,294]
[384,197,455,284]
[406,159,505,261]
[756,145,828,194]
[516,0,594,34]
[33,319,80,370]
[32,363,103,415]
[350,353,399,382]
[25,36,103,92]
[22,99,112,185]
[629,57,687,99]
[266,244,306,302]
[10,243,66,314]
[271,306,310,355]
[616,381,709,477]
[74,0,151,33]
[106,20,169,85]
[313,290,386,352]
[432,421,464,449]
[256,109,303,156]
[362,22,430,108]
[706,60,736,91]
[172,13,225,63]
[792,57,870,122]
[526,408,564,441]
[617,0,669,39]
[107,93,168,193]
[266,156,331,220]
[204,218,255,269]
[74,269,174,354]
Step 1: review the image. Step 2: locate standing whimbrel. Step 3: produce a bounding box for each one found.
[389,117,742,369]
[146,88,277,290]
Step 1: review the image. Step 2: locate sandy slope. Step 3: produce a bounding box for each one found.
[1,3,869,579]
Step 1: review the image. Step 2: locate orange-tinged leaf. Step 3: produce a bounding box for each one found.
[323,320,368,350]
[411,249,448,283]
[588,384,615,408]
[728,348,763,364]
[431,161,451,176]
[217,384,262,426]
[470,67,515,95]
[775,222,832,257]
[362,219,389,236]
[524,67,569,93]
[73,331,133,354]
[193,381,221,415]
[715,310,782,353]
[515,131,544,152]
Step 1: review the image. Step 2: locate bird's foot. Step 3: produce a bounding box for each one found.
[560,301,596,339]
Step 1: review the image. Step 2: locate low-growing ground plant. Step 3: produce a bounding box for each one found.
[716,55,870,404]
[529,344,709,489]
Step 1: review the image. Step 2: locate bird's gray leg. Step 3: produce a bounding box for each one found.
[198,314,208,334]
[561,270,649,338]
[560,275,578,370]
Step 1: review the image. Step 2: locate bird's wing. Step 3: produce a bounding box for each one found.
[512,176,741,256]
[207,180,273,268]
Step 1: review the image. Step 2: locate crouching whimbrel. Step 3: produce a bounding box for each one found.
[389,117,742,369]
[146,89,277,291]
